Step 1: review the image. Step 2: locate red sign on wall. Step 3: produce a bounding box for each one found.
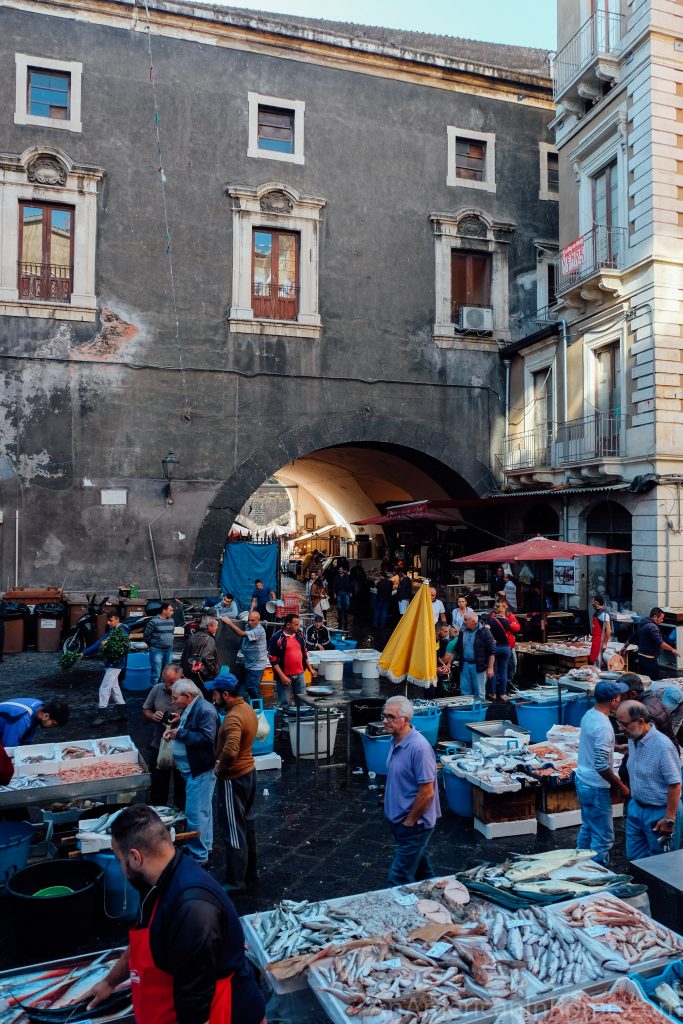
[561,237,585,275]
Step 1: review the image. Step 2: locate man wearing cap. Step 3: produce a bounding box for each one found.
[620,672,678,747]
[208,675,259,891]
[575,679,630,866]
[305,614,333,651]
[616,699,682,859]
[219,611,269,701]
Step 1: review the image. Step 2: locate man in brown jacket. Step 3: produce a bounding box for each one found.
[207,673,258,892]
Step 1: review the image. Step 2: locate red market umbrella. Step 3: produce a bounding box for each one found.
[451,535,627,563]
[355,500,464,526]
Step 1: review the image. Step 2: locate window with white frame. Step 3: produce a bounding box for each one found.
[534,241,559,311]
[539,143,559,200]
[247,93,305,165]
[446,127,496,192]
[228,182,325,339]
[0,147,103,321]
[430,210,514,346]
[15,54,83,133]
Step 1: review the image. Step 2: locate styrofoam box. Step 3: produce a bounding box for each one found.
[92,736,139,765]
[537,808,582,830]
[254,752,282,771]
[9,741,62,776]
[474,815,538,839]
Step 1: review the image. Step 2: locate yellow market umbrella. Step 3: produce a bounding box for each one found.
[378,580,437,689]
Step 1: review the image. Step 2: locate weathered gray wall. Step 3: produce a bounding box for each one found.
[0,6,557,591]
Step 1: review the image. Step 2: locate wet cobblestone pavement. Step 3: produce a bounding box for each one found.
[0,623,628,1023]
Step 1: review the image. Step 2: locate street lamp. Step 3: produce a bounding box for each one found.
[161,451,178,503]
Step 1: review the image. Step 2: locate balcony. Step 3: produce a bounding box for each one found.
[555,226,626,307]
[556,411,625,464]
[509,305,559,345]
[502,411,626,484]
[18,262,72,303]
[553,9,624,104]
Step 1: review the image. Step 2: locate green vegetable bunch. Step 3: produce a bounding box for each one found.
[60,651,83,671]
[102,626,131,662]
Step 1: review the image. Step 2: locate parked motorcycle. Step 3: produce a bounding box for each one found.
[62,594,110,654]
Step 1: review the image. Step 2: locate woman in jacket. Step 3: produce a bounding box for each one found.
[488,599,521,701]
[164,681,219,863]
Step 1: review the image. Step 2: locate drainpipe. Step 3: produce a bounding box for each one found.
[560,319,568,423]
[562,495,569,611]
[14,509,19,588]
[503,357,511,440]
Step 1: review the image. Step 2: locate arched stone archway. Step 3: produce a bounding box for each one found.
[190,414,493,584]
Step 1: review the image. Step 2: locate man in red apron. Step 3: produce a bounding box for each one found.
[589,595,612,666]
[86,805,266,1024]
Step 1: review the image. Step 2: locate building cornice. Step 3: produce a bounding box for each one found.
[5,0,555,109]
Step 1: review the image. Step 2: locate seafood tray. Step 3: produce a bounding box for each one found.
[550,892,683,970]
[10,742,99,778]
[242,876,479,995]
[629,959,683,1023]
[0,752,150,809]
[528,976,675,1024]
[0,946,133,1024]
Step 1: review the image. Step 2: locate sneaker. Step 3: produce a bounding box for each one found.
[92,711,106,726]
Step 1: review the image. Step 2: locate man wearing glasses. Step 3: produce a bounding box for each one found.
[382,696,441,885]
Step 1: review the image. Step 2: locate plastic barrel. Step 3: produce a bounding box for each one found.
[361,660,379,679]
[288,714,341,758]
[443,767,474,817]
[563,697,591,727]
[0,821,33,890]
[446,703,486,742]
[515,702,559,744]
[361,732,392,776]
[325,661,344,682]
[412,707,441,746]
[84,851,139,921]
[7,858,104,958]
[121,650,152,691]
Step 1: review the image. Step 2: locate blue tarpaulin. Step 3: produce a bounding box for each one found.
[219,542,278,614]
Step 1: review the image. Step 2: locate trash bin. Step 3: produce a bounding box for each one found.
[35,603,65,652]
[1,602,28,653]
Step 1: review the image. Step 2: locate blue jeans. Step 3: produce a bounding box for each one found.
[373,601,389,629]
[460,662,486,699]
[575,780,614,866]
[491,645,510,697]
[241,668,264,701]
[625,799,683,860]
[276,671,306,707]
[181,768,216,862]
[388,821,435,886]
[149,647,173,688]
[336,591,350,620]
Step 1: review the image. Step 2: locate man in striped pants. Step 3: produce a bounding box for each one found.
[208,674,259,892]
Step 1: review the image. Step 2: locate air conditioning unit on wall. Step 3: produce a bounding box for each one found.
[457,306,494,332]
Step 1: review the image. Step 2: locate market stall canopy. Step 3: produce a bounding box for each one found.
[451,535,627,563]
[378,580,437,689]
[355,500,464,526]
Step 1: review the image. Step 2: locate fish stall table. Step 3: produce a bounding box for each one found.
[0,947,132,1024]
[300,888,683,1024]
[0,736,150,809]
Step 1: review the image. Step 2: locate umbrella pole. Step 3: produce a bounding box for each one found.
[541,578,547,643]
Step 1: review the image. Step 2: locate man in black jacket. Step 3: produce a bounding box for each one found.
[453,612,495,699]
[86,804,265,1024]
[269,613,317,707]
[636,608,679,680]
[181,617,219,696]
[305,614,333,650]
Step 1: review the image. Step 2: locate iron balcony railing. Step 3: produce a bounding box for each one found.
[502,426,553,472]
[556,225,626,293]
[251,282,299,321]
[509,305,559,344]
[553,9,624,100]
[503,411,625,473]
[556,411,625,464]
[18,261,72,303]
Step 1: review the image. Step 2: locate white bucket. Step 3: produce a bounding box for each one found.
[361,660,380,679]
[324,661,344,682]
[288,715,341,758]
[316,661,326,677]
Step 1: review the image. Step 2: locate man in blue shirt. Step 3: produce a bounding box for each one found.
[636,608,679,680]
[0,697,69,747]
[219,611,270,700]
[382,696,441,885]
[250,579,275,620]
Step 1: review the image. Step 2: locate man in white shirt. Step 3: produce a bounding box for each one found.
[430,587,446,626]
[575,679,630,865]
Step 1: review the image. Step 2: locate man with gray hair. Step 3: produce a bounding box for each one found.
[616,699,682,860]
[181,616,220,696]
[382,696,441,885]
[164,680,219,863]
[452,611,495,700]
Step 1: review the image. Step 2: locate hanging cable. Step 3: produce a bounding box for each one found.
[142,0,191,425]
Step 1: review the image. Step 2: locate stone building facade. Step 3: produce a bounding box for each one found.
[500,0,683,639]
[0,0,557,592]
